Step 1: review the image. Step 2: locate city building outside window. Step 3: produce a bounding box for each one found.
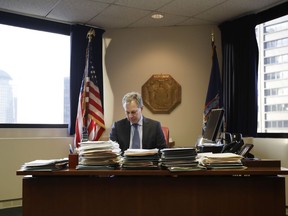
[256,14,288,134]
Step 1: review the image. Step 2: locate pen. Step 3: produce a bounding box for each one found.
[69,144,73,154]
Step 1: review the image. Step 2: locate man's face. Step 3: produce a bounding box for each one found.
[124,100,142,124]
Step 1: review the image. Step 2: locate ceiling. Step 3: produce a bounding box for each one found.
[0,0,286,29]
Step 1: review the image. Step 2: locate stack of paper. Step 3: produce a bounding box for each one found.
[160,148,203,171]
[197,152,246,169]
[20,158,68,171]
[122,149,160,169]
[76,140,122,170]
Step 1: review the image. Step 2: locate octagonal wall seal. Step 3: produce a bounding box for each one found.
[141,74,181,114]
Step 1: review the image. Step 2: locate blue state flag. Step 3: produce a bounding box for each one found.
[202,40,222,134]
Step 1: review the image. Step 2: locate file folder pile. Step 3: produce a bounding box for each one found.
[122,149,160,169]
[20,158,68,171]
[197,152,246,169]
[76,140,122,170]
[160,148,203,171]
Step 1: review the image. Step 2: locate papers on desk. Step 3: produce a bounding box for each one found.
[20,158,68,171]
[76,140,122,170]
[124,148,159,156]
[122,148,160,169]
[77,140,120,151]
[197,152,246,169]
[160,147,205,171]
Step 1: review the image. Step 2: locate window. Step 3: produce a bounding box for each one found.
[0,23,70,125]
[264,38,288,49]
[256,15,288,134]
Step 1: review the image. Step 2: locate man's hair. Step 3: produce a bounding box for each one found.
[122,92,143,108]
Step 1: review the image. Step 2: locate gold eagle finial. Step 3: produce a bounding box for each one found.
[87,28,95,42]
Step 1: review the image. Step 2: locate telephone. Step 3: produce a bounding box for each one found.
[221,133,244,154]
[221,133,254,158]
[238,144,254,158]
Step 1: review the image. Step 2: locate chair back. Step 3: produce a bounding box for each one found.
[161,126,169,146]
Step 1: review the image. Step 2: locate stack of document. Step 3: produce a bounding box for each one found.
[76,140,122,170]
[20,158,68,171]
[160,148,203,172]
[197,152,246,169]
[122,149,160,169]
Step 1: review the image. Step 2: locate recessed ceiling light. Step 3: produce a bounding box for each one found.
[151,13,164,19]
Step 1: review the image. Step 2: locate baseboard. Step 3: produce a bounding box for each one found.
[0,199,22,209]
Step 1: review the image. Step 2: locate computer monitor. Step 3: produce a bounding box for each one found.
[203,108,224,142]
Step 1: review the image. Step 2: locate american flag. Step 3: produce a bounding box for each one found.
[202,34,222,134]
[74,28,105,148]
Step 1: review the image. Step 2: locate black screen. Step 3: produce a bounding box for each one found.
[203,109,224,142]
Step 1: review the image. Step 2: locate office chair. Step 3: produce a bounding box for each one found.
[161,126,169,147]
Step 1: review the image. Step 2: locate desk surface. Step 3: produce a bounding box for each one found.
[16,166,288,177]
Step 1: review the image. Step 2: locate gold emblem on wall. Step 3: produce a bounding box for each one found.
[141,74,181,114]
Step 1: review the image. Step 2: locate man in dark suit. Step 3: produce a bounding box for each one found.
[110,92,167,152]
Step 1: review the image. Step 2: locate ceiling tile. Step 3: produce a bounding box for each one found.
[158,0,226,17]
[226,0,286,12]
[96,0,117,3]
[88,4,151,28]
[48,0,109,23]
[195,0,285,23]
[114,0,173,10]
[0,0,59,17]
[180,17,214,26]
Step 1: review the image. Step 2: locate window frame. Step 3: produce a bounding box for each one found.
[256,4,288,138]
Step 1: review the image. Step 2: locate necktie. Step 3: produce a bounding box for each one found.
[132,124,140,149]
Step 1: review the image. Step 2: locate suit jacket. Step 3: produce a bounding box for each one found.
[109,116,167,151]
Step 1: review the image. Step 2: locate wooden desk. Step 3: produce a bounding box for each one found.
[17,167,288,216]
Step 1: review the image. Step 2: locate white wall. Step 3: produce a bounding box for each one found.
[251,138,288,167]
[0,128,73,204]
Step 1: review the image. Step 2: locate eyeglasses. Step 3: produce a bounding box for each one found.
[125,109,139,115]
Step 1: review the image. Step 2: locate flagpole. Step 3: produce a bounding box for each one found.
[211,32,215,49]
[81,29,96,142]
